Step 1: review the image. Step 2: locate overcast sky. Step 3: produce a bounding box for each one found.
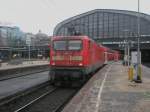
[0,0,149,35]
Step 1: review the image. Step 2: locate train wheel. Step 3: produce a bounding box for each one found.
[71,81,81,88]
[82,75,87,83]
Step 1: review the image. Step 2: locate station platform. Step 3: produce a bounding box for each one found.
[0,60,49,70]
[62,62,150,112]
[0,71,49,100]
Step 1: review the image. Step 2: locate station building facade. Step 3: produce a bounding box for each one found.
[54,9,150,39]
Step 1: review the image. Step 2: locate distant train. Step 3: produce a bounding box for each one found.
[49,36,120,85]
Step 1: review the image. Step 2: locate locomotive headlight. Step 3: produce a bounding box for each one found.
[79,63,83,66]
[70,56,83,61]
[52,56,64,61]
[51,62,55,65]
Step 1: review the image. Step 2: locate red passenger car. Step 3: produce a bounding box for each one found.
[113,51,120,61]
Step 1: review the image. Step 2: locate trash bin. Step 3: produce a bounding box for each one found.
[128,66,134,80]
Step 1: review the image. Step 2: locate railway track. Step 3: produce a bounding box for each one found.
[14,87,58,112]
[0,82,54,112]
[0,81,79,112]
[15,88,77,112]
[0,64,102,112]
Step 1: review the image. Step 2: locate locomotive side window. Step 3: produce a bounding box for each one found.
[68,40,82,50]
[53,40,67,50]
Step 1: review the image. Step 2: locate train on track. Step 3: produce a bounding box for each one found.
[49,36,120,85]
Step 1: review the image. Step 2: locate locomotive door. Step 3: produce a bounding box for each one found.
[64,52,70,66]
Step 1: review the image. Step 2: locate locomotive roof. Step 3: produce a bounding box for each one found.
[51,36,90,40]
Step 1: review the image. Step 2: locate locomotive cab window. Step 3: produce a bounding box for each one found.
[68,40,82,50]
[53,40,67,50]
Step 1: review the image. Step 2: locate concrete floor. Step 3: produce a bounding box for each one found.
[62,62,150,112]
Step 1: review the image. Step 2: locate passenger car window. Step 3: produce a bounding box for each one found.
[88,40,92,49]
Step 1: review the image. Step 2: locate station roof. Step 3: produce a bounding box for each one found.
[54,9,150,35]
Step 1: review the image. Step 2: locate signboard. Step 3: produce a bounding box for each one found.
[26,35,31,45]
[131,51,141,64]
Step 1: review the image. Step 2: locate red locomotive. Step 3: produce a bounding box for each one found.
[49,36,120,85]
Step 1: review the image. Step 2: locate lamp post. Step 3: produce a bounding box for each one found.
[127,40,133,67]
[124,40,127,66]
[127,41,130,67]
[135,0,142,83]
[123,29,129,66]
